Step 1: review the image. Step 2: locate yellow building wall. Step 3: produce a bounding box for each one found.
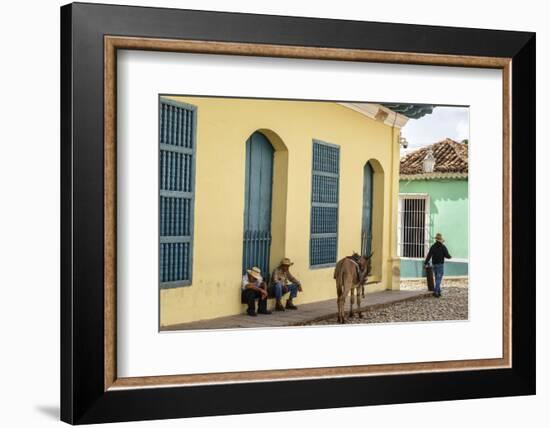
[160,96,400,327]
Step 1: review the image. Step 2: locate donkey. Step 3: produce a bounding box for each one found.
[333,252,373,324]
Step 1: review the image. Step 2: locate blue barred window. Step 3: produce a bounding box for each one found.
[159,99,197,288]
[310,140,340,267]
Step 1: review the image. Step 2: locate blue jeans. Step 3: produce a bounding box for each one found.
[432,264,444,294]
[272,282,298,300]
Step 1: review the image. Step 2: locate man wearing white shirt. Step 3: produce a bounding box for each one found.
[241,266,272,316]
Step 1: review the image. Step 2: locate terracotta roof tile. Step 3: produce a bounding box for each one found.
[400,138,468,175]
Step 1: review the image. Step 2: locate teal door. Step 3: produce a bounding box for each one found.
[361,162,374,256]
[243,132,274,277]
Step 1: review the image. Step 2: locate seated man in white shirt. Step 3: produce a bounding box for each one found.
[241,266,272,317]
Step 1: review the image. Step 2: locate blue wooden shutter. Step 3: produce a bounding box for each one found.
[159,99,197,288]
[310,140,340,267]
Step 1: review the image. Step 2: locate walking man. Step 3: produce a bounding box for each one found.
[270,258,303,311]
[241,267,272,316]
[424,233,452,297]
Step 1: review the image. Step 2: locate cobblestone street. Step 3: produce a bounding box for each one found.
[302,278,469,325]
[162,278,468,331]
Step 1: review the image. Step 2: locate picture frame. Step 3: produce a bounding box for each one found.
[60,2,535,424]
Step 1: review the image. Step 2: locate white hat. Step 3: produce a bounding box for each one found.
[246,266,262,280]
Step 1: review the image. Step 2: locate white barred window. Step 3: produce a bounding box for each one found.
[397,194,430,258]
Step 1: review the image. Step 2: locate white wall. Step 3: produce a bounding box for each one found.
[0,0,546,427]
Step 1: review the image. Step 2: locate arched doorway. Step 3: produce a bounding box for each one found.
[242,132,274,277]
[361,162,374,256]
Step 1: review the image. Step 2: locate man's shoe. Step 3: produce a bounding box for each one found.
[247,310,257,317]
[286,300,298,310]
[258,309,272,315]
[275,301,285,311]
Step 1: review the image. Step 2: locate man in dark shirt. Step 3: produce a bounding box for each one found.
[424,233,452,297]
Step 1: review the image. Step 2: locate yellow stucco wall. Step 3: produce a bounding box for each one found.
[160,96,401,327]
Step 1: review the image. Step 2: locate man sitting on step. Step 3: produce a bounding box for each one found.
[241,267,272,317]
[269,258,303,311]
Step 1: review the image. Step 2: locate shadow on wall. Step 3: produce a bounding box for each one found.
[35,405,59,420]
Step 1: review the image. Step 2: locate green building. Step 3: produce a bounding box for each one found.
[398,138,468,278]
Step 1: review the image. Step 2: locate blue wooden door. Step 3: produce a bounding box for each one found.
[243,132,274,277]
[361,162,374,256]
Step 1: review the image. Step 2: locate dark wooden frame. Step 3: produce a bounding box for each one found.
[61,2,535,424]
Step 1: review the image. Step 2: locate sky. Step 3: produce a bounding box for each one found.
[400,106,469,155]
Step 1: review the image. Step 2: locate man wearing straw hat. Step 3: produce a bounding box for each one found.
[241,267,272,316]
[424,233,452,298]
[270,257,303,311]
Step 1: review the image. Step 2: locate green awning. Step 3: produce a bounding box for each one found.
[382,103,435,119]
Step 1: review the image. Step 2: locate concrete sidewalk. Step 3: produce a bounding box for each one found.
[161,289,431,331]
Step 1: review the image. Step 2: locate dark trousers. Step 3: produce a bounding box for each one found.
[241,288,267,313]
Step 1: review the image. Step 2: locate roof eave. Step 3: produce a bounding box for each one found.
[399,172,468,180]
[339,102,409,129]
